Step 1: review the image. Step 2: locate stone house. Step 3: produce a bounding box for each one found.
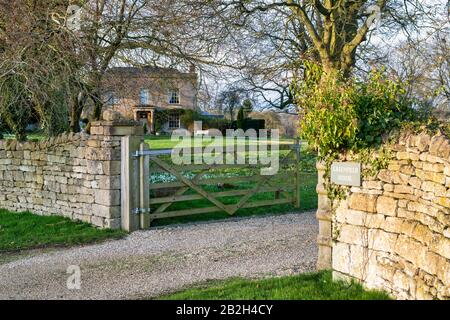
[101,66,198,133]
[249,111,299,138]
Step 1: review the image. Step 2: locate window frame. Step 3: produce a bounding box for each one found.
[139,88,150,105]
[168,89,180,105]
[168,112,181,129]
[105,91,118,106]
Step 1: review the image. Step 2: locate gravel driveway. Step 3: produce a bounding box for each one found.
[0,211,318,300]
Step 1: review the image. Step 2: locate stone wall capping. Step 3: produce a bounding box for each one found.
[91,120,144,136]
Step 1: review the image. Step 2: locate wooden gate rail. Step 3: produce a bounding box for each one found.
[149,185,295,205]
[148,198,294,220]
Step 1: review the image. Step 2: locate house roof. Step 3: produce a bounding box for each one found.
[106,66,196,78]
[200,111,225,118]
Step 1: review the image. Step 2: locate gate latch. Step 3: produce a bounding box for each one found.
[132,150,154,158]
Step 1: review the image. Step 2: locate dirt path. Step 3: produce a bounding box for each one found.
[0,212,318,300]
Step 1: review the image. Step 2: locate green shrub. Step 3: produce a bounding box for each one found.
[232,118,266,133]
[0,73,31,141]
[236,107,245,129]
[292,62,435,205]
[180,109,199,128]
[178,110,233,133]
[351,72,425,148]
[293,62,429,159]
[154,110,170,132]
[244,118,265,132]
[201,116,232,133]
[242,99,253,117]
[0,117,9,139]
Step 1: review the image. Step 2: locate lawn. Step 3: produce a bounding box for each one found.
[0,209,127,252]
[2,133,46,141]
[3,132,298,151]
[159,270,391,300]
[145,135,297,150]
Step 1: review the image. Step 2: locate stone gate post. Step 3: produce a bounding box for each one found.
[316,162,332,270]
[90,120,144,230]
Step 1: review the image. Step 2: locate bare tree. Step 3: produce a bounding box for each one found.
[63,0,150,128]
[64,0,241,129]
[0,0,82,139]
[361,6,450,117]
[232,1,447,74]
[385,32,449,116]
[216,88,244,120]
[198,1,447,112]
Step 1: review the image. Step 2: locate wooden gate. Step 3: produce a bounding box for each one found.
[120,137,301,231]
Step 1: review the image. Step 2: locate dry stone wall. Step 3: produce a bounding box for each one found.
[317,132,450,300]
[0,121,143,229]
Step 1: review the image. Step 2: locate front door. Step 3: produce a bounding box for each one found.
[136,111,155,134]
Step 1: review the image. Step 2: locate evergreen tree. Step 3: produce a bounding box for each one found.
[242,99,253,117]
[237,107,245,129]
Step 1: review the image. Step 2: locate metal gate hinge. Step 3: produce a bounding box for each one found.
[132,208,151,215]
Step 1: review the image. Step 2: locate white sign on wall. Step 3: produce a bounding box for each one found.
[330,162,361,187]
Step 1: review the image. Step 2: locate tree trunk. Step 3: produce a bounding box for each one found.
[69,93,82,133]
[92,89,103,121]
[15,130,27,142]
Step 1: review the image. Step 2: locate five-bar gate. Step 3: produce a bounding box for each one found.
[120,137,301,231]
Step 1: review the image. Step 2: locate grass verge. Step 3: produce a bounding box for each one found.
[159,270,391,300]
[0,209,126,252]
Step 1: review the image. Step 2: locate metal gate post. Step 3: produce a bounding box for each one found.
[294,138,301,209]
[139,142,151,229]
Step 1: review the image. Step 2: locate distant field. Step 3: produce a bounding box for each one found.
[145,135,297,150]
[2,133,46,141]
[2,133,301,150]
